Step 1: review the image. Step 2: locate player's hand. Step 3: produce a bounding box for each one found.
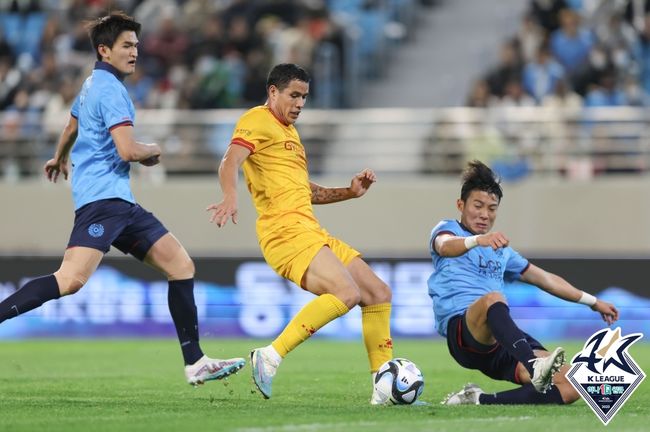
[207,195,238,227]
[477,231,509,250]
[349,168,376,198]
[44,158,69,182]
[592,299,619,325]
[139,155,160,166]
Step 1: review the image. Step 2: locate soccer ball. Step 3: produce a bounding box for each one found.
[373,358,424,405]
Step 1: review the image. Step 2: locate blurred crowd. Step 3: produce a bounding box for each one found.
[0,0,427,131]
[467,0,650,109]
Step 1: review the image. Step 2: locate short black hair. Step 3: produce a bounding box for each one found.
[86,11,141,61]
[460,160,503,202]
[266,63,310,91]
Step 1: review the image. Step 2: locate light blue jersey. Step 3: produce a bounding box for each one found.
[70,62,135,210]
[427,219,529,337]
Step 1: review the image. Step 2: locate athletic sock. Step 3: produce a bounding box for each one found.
[486,302,537,377]
[479,384,564,405]
[0,275,60,324]
[168,278,204,365]
[272,293,349,357]
[361,303,393,372]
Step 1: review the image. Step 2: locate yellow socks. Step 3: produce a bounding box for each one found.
[272,293,349,357]
[361,303,393,372]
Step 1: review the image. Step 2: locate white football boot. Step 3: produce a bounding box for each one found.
[442,383,484,405]
[185,355,245,386]
[250,347,280,399]
[529,347,565,393]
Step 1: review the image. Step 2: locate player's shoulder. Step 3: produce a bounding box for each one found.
[239,105,271,122]
[87,71,125,97]
[432,219,460,235]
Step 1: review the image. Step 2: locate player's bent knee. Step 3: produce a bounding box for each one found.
[166,256,195,280]
[54,271,87,296]
[337,287,361,309]
[370,281,391,304]
[482,291,506,308]
[177,257,195,279]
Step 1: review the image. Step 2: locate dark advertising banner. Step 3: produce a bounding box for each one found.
[0,257,648,340]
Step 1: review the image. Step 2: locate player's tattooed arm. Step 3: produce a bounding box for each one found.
[310,169,377,204]
[309,182,354,204]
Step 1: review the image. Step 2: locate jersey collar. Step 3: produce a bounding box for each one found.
[94,61,125,81]
[458,220,477,235]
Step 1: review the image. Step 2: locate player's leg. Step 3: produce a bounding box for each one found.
[346,258,392,367]
[444,330,575,405]
[346,257,393,404]
[276,245,360,352]
[0,247,103,324]
[142,232,245,385]
[0,198,117,324]
[465,291,564,392]
[251,246,359,398]
[456,364,579,405]
[508,351,579,403]
[143,232,201,364]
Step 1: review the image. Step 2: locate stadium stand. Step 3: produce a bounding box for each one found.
[2,0,650,181]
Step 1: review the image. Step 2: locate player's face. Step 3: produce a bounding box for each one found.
[457,190,500,234]
[100,31,138,76]
[268,79,309,125]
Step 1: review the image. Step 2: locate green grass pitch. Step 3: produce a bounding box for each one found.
[0,339,648,431]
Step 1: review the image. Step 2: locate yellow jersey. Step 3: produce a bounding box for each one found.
[230,105,319,238]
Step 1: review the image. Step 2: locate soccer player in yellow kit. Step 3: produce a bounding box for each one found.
[207,63,393,403]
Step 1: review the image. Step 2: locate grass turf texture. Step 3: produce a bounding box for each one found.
[0,339,648,432]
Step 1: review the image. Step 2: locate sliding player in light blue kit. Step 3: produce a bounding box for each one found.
[429,160,618,405]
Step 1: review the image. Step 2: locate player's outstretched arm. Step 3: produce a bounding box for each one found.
[44,115,78,182]
[434,231,509,257]
[520,264,619,324]
[207,144,250,227]
[310,168,377,204]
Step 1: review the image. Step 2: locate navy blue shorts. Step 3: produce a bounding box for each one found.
[446,313,546,384]
[68,198,169,261]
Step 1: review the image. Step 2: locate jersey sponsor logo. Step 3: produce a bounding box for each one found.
[284,141,305,157]
[88,223,105,238]
[235,128,252,137]
[567,327,645,425]
[477,255,503,279]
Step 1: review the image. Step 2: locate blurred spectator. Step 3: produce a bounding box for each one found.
[595,12,640,79]
[0,0,428,118]
[523,43,566,102]
[584,67,629,106]
[186,14,225,67]
[4,87,41,137]
[550,9,594,77]
[541,78,583,109]
[142,14,190,78]
[624,0,650,33]
[530,0,569,32]
[466,79,494,108]
[518,13,545,62]
[485,39,524,98]
[635,13,650,100]
[125,66,155,108]
[43,75,76,135]
[498,79,536,107]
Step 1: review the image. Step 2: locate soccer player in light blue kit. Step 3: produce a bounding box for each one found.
[431,161,619,405]
[0,12,244,385]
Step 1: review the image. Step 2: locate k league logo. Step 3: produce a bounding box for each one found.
[567,328,645,425]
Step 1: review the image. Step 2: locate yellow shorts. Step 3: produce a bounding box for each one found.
[259,220,360,287]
